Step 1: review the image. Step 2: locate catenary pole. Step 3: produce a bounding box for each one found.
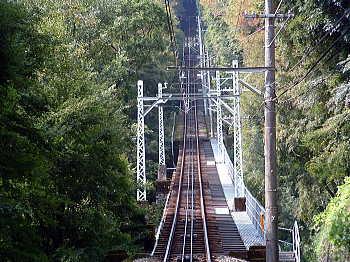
[264,0,278,261]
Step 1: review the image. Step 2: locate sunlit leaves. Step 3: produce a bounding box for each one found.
[313,177,350,260]
[1,0,170,261]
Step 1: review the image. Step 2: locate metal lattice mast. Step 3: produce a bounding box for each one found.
[216,71,224,162]
[197,16,207,115]
[207,51,213,137]
[232,60,244,197]
[158,83,165,166]
[137,80,146,201]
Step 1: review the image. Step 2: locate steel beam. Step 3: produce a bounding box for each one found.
[158,83,165,166]
[232,61,244,197]
[167,66,275,73]
[216,71,224,162]
[137,80,146,201]
[239,79,264,96]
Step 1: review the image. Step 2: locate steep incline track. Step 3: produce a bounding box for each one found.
[153,1,249,260]
[153,33,211,262]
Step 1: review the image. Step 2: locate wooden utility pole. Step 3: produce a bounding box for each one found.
[245,2,293,262]
[264,0,278,261]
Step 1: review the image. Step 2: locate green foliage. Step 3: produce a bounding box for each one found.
[1,0,172,261]
[201,7,242,66]
[313,177,350,261]
[199,0,350,261]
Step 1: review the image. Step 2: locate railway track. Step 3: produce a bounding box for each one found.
[152,32,211,262]
[153,11,249,260]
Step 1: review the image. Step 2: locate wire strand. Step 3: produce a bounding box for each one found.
[288,8,350,72]
[278,26,350,100]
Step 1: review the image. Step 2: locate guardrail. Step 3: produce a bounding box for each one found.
[209,139,302,261]
[278,222,301,262]
[151,192,171,256]
[244,187,265,239]
[293,221,301,262]
[222,145,265,238]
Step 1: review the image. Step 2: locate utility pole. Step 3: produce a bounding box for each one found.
[244,2,293,262]
[264,0,278,261]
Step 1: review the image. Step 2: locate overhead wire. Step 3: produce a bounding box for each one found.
[166,0,177,47]
[245,6,350,112]
[164,1,174,45]
[277,25,350,101]
[274,0,284,15]
[260,7,350,102]
[164,0,179,65]
[233,0,245,40]
[288,8,350,72]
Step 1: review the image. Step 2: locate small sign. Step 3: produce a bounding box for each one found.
[207,161,216,166]
[215,208,230,215]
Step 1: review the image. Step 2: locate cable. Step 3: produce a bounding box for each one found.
[274,0,283,15]
[166,0,176,45]
[278,26,350,100]
[234,0,245,39]
[288,8,350,72]
[245,26,265,39]
[167,0,179,64]
[277,75,330,106]
[164,0,179,65]
[164,0,174,44]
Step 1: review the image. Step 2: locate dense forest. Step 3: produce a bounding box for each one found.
[198,0,349,261]
[0,0,175,261]
[1,0,349,262]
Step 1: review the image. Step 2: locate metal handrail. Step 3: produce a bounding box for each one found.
[221,144,265,238]
[163,110,188,262]
[279,239,293,246]
[151,192,171,256]
[277,222,301,262]
[245,187,265,238]
[215,139,302,261]
[293,221,301,262]
[279,227,293,232]
[195,99,212,262]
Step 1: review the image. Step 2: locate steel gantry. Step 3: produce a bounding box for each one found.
[158,83,166,167]
[216,71,224,162]
[137,16,265,200]
[232,60,244,197]
[137,81,170,201]
[212,61,244,197]
[137,80,146,201]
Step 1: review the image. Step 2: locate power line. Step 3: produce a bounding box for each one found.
[278,26,350,100]
[166,0,177,47]
[274,0,284,15]
[288,8,350,72]
[164,0,173,43]
[233,0,245,40]
[266,8,350,96]
[164,0,179,65]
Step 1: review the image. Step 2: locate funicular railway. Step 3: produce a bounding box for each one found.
[152,15,259,262]
[138,1,301,262]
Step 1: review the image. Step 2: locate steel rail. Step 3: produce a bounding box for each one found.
[163,104,188,262]
[151,191,171,256]
[194,99,212,262]
[188,36,194,262]
[190,133,194,262]
[181,125,191,262]
[181,36,193,262]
